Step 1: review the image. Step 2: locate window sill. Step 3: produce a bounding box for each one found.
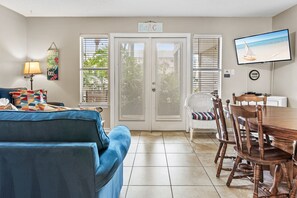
[79,102,109,109]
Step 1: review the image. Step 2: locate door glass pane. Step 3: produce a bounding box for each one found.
[155,42,181,120]
[119,42,145,120]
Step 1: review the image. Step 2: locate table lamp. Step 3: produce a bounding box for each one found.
[23,61,42,90]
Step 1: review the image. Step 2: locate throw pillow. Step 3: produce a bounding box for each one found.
[0,87,27,103]
[192,112,215,120]
[10,89,47,111]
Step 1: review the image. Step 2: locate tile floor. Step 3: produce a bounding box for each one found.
[119,130,263,198]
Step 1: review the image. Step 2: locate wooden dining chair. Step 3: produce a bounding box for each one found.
[212,97,236,177]
[213,98,255,179]
[288,143,297,197]
[232,93,267,106]
[233,93,271,145]
[227,105,293,197]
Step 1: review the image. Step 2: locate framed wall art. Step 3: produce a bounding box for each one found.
[47,42,59,80]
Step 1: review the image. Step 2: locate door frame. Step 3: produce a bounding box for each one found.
[110,33,191,130]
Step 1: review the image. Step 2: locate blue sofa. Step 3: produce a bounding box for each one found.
[0,110,131,198]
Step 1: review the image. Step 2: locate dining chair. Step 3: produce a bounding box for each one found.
[233,93,271,145]
[212,97,236,177]
[213,97,256,179]
[232,93,267,106]
[288,143,297,197]
[227,105,293,197]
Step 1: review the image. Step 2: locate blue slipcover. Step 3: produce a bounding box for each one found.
[0,110,131,198]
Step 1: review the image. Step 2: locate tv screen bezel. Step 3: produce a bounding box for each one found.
[234,29,292,65]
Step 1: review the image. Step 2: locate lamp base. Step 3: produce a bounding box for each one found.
[30,75,33,90]
[24,74,35,90]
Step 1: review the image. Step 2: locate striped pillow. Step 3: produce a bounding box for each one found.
[192,112,215,120]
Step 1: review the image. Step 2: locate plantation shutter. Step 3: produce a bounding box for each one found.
[192,36,221,96]
[80,36,109,104]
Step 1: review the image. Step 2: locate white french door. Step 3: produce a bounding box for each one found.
[110,34,190,131]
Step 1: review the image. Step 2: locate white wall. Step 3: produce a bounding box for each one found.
[0,5,27,87]
[273,5,297,107]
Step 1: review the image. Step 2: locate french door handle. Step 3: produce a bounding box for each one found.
[152,88,156,92]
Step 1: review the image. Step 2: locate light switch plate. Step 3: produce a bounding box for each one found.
[224,69,231,78]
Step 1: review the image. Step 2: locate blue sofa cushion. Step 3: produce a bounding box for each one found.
[0,110,110,151]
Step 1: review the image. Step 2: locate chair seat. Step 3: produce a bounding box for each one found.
[234,146,292,165]
[192,112,215,120]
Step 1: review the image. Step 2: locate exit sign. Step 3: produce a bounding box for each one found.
[138,23,163,33]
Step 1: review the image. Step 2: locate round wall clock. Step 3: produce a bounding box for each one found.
[249,70,260,81]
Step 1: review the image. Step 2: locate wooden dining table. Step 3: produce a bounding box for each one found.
[247,106,297,153]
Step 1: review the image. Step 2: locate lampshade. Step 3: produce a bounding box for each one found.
[23,61,42,75]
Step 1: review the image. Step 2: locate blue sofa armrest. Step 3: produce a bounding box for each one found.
[95,126,131,191]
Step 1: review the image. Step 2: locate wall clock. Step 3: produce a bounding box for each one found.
[249,70,260,81]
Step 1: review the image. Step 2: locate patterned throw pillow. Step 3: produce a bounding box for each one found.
[10,89,47,111]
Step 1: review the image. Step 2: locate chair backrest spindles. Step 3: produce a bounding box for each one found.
[232,93,267,106]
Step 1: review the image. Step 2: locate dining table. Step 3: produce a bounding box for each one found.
[246,106,297,153]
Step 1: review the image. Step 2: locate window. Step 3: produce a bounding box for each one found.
[192,35,222,96]
[80,35,109,106]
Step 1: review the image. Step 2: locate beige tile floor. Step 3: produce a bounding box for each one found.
[119,130,288,198]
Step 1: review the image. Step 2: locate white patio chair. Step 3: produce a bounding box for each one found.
[184,93,217,141]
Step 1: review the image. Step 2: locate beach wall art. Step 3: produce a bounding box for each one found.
[47,42,59,80]
[234,29,292,65]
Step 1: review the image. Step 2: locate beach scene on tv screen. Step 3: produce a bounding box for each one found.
[235,30,291,64]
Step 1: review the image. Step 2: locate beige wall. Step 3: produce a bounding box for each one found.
[0,5,27,87]
[273,5,297,107]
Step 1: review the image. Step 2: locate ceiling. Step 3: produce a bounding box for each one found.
[0,0,297,17]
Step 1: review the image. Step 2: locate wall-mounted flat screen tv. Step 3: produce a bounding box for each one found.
[234,29,292,65]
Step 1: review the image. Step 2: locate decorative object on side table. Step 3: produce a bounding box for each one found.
[47,42,59,80]
[23,61,42,90]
